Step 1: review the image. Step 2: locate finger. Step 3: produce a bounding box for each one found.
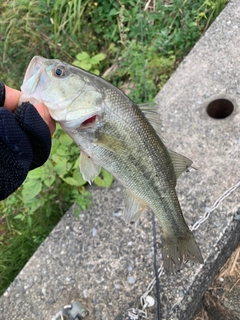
[35,103,56,136]
[4,86,21,111]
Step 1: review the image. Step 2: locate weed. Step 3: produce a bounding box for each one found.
[0,196,69,296]
[73,52,106,75]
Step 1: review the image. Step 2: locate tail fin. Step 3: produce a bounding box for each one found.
[162,232,203,274]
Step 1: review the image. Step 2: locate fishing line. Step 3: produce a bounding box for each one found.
[126,179,240,319]
[139,2,161,319]
[139,2,148,103]
[151,211,162,319]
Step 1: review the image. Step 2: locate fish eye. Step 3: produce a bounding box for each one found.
[54,66,66,77]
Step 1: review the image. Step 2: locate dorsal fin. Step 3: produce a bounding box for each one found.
[168,150,193,179]
[138,104,193,180]
[138,103,163,139]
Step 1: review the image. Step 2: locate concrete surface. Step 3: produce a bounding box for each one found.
[1,184,163,320]
[1,0,240,319]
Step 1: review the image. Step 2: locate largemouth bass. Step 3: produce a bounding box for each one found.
[20,56,203,273]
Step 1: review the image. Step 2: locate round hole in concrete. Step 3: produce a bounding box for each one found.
[206,98,234,119]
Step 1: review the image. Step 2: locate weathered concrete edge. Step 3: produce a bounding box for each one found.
[180,218,240,319]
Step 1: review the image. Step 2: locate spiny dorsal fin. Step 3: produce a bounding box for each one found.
[168,150,193,179]
[138,103,163,139]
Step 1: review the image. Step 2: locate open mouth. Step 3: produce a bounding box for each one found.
[61,114,98,130]
[80,115,97,127]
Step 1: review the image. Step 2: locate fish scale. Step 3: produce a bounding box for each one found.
[20,56,204,273]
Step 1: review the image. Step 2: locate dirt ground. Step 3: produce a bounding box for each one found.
[194,245,240,320]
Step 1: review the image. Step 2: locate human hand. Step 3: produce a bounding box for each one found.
[0,81,54,200]
[4,85,55,135]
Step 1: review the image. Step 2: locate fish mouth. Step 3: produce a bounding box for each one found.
[81,115,97,127]
[62,113,98,129]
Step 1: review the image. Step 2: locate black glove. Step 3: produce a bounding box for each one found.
[0,81,52,200]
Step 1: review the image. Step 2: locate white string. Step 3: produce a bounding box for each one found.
[126,180,240,319]
[191,180,240,231]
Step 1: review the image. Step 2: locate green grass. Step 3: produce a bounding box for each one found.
[0,204,64,294]
[0,0,229,295]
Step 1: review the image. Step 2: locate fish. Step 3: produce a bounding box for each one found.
[20,56,204,273]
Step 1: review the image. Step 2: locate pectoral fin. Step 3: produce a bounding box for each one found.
[80,151,101,184]
[168,150,193,180]
[96,133,128,155]
[123,190,148,224]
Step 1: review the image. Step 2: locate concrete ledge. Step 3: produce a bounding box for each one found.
[1,0,240,319]
[1,184,163,319]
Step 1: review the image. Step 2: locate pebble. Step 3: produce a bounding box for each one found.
[127,276,135,284]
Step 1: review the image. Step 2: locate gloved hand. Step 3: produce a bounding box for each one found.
[0,81,52,200]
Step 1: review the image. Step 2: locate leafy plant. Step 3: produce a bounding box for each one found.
[8,123,113,226]
[2,119,113,222]
[0,189,71,296]
[104,39,176,103]
[73,52,106,75]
